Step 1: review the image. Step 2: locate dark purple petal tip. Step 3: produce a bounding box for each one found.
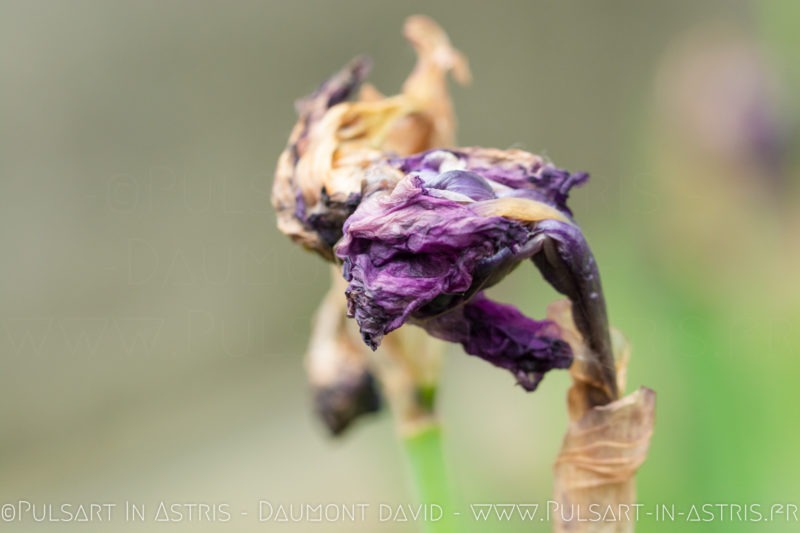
[417,293,573,391]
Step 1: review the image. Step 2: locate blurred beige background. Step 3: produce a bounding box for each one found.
[3,1,789,532]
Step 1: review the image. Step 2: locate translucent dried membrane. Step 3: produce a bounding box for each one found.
[272,16,470,261]
[336,148,615,393]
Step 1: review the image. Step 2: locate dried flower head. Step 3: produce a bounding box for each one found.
[274,16,469,433]
[272,18,653,526]
[273,16,618,433]
[335,148,615,394]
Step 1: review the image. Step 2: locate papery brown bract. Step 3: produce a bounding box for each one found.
[272,17,470,261]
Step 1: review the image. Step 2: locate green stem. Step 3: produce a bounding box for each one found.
[402,423,455,533]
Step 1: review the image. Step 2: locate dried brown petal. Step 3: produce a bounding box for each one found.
[306,268,380,435]
[548,300,655,533]
[272,16,470,260]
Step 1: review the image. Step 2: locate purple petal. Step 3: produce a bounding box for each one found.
[531,219,617,400]
[336,149,611,393]
[393,148,588,216]
[337,175,531,348]
[415,293,572,391]
[422,170,497,201]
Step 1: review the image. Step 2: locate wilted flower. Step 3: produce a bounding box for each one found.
[273,16,470,433]
[336,148,616,396]
[273,18,654,528]
[273,16,618,433]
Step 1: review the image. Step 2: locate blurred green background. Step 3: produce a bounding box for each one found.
[2,1,798,531]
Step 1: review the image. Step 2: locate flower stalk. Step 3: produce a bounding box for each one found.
[402,424,455,533]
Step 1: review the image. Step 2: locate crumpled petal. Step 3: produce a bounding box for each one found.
[272,17,470,260]
[532,219,618,402]
[418,293,573,391]
[337,171,535,348]
[335,148,607,390]
[394,148,588,216]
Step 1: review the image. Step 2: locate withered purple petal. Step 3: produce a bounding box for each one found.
[393,148,588,215]
[422,170,496,201]
[531,219,617,400]
[336,149,607,391]
[415,293,572,391]
[338,175,531,348]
